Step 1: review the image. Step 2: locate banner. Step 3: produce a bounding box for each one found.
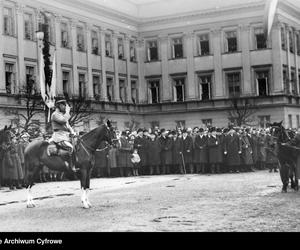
[46,51,56,109]
[39,50,46,104]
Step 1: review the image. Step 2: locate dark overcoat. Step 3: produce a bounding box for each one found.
[182,135,193,164]
[159,136,173,165]
[134,136,149,166]
[148,138,161,166]
[257,135,267,162]
[249,135,258,163]
[265,134,278,164]
[193,135,208,164]
[207,135,223,163]
[172,137,183,165]
[224,133,241,166]
[240,135,253,165]
[118,137,133,168]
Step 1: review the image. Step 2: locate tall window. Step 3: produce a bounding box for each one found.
[291,71,297,95]
[254,28,267,49]
[106,77,113,101]
[77,26,85,51]
[62,71,70,95]
[199,75,212,100]
[26,66,35,94]
[39,14,55,44]
[3,7,14,36]
[91,30,99,55]
[172,37,183,59]
[93,75,100,100]
[283,68,289,94]
[61,22,69,48]
[173,77,185,102]
[175,120,185,129]
[258,115,270,129]
[198,34,210,56]
[202,119,212,127]
[148,80,160,104]
[255,70,269,96]
[281,27,286,50]
[131,80,138,104]
[105,34,112,57]
[289,30,294,53]
[225,31,237,53]
[227,72,241,97]
[5,63,15,94]
[147,41,158,61]
[119,79,126,103]
[130,40,136,62]
[288,114,293,128]
[118,38,124,59]
[24,13,33,40]
[78,73,86,97]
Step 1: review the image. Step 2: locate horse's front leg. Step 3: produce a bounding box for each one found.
[85,167,92,208]
[80,168,90,209]
[26,187,35,208]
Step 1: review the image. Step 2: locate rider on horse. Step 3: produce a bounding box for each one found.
[49,99,77,172]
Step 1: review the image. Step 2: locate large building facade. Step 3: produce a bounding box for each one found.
[1,0,300,131]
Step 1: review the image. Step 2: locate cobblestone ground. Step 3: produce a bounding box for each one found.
[0,170,300,232]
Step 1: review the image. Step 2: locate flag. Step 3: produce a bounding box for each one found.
[39,49,47,104]
[263,0,279,39]
[46,51,56,109]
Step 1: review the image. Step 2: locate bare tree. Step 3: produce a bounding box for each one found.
[227,97,259,126]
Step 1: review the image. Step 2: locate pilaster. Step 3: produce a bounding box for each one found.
[86,23,93,99]
[16,3,25,90]
[159,35,171,102]
[136,38,146,103]
[112,31,120,102]
[99,28,107,101]
[0,0,5,92]
[124,35,131,103]
[54,14,62,96]
[70,19,78,96]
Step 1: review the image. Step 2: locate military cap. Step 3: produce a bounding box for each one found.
[216,128,222,133]
[160,128,166,133]
[199,128,204,132]
[209,127,216,133]
[137,128,143,133]
[55,99,67,106]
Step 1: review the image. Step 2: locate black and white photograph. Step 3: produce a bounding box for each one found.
[0,0,300,237]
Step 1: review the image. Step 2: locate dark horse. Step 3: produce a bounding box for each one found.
[24,121,115,208]
[269,121,299,192]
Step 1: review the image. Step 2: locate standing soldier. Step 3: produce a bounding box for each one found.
[224,126,242,173]
[182,129,194,174]
[265,129,278,172]
[240,130,254,172]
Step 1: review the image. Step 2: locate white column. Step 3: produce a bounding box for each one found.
[0,0,5,92]
[159,35,171,102]
[70,19,78,96]
[136,38,146,103]
[294,29,299,95]
[112,31,120,102]
[54,14,62,96]
[285,24,291,94]
[99,28,107,101]
[16,3,25,90]
[86,23,93,99]
[124,35,131,103]
[185,32,196,101]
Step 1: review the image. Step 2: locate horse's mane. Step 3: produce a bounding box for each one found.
[81,124,107,141]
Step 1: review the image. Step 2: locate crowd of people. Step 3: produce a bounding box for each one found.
[0,124,284,191]
[93,125,281,178]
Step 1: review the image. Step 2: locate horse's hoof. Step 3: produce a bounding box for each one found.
[27,204,34,208]
[281,189,287,193]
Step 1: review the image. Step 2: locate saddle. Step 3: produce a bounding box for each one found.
[47,141,73,160]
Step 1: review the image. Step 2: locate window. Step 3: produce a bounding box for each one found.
[202,119,212,127]
[289,30,294,53]
[93,75,100,100]
[199,75,212,100]
[105,34,112,57]
[198,34,210,55]
[62,71,70,95]
[130,40,136,62]
[254,28,267,49]
[106,77,113,102]
[118,38,124,59]
[119,79,126,103]
[283,68,289,94]
[147,41,158,61]
[225,31,237,53]
[291,71,297,95]
[172,37,183,59]
[3,7,14,36]
[5,63,15,94]
[61,22,69,48]
[38,14,55,44]
[227,72,241,97]
[148,80,160,104]
[131,80,138,104]
[26,66,35,95]
[77,26,85,51]
[91,30,99,55]
[258,115,270,129]
[173,77,185,102]
[288,114,293,129]
[175,120,185,129]
[297,115,300,129]
[297,33,300,56]
[78,73,86,97]
[24,13,33,40]
[255,70,269,96]
[281,27,286,50]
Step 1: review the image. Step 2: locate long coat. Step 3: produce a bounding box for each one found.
[249,135,258,163]
[108,147,118,169]
[118,137,133,168]
[266,134,278,164]
[193,135,208,164]
[148,138,161,166]
[134,136,149,167]
[290,133,300,179]
[182,135,193,164]
[172,137,183,165]
[224,133,241,166]
[159,136,173,165]
[240,135,253,165]
[257,135,267,162]
[207,135,223,164]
